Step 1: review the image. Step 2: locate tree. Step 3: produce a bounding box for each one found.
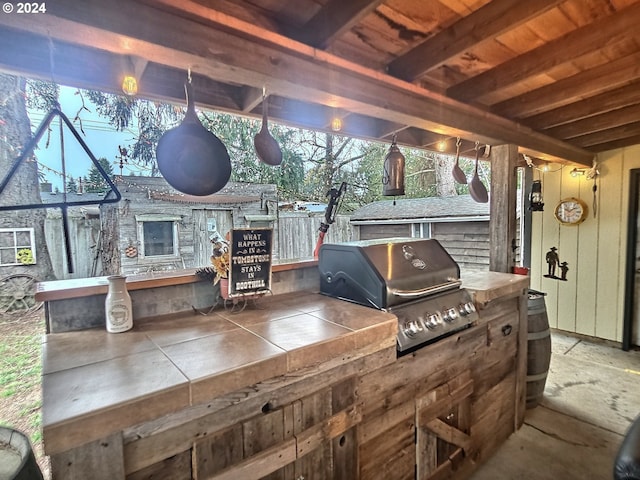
[85,157,114,193]
[66,176,78,193]
[0,74,55,281]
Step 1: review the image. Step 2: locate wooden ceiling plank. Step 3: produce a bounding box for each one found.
[0,0,594,165]
[447,1,640,102]
[492,51,640,119]
[388,0,564,81]
[291,0,385,49]
[588,133,640,153]
[525,81,640,130]
[546,104,640,139]
[570,121,640,148]
[239,87,265,113]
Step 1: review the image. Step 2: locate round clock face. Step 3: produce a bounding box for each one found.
[554,197,587,225]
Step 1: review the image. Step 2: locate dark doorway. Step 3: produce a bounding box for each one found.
[623,169,640,350]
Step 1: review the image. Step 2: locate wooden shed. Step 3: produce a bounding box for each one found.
[100,176,278,276]
[351,195,490,273]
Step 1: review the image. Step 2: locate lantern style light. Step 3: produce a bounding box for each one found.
[382,134,405,196]
[122,75,138,96]
[529,180,544,211]
[331,116,343,132]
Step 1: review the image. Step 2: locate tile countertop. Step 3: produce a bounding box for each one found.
[41,291,397,456]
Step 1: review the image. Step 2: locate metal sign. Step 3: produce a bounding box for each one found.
[228,228,272,296]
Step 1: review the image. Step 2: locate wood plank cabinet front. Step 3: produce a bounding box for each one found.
[358,294,524,480]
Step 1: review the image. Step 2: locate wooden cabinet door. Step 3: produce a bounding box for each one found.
[416,370,474,480]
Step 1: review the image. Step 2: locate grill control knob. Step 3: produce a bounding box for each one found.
[425,313,441,330]
[404,320,423,337]
[442,308,458,323]
[460,302,476,316]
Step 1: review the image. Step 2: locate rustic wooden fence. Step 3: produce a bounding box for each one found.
[36,213,355,280]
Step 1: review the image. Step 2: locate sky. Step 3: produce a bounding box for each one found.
[27,86,143,191]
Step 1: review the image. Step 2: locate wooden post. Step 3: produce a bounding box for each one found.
[489,144,518,273]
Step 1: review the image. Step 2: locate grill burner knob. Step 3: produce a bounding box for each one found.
[442,308,458,323]
[404,320,423,337]
[425,313,441,330]
[459,302,476,316]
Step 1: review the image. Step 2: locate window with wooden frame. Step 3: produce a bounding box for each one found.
[135,215,180,259]
[0,228,36,266]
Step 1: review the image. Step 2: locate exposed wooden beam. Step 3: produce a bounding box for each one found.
[546,104,640,140]
[290,0,384,49]
[489,144,518,273]
[239,87,264,113]
[524,81,640,130]
[492,52,640,119]
[388,0,563,81]
[0,0,594,165]
[447,2,640,102]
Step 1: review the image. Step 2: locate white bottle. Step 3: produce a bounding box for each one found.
[105,275,133,333]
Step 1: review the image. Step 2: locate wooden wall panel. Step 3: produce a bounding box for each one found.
[556,167,581,332]
[531,144,640,344]
[574,169,599,336]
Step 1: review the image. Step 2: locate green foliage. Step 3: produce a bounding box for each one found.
[85,157,114,193]
[25,80,59,111]
[66,176,78,193]
[63,88,452,207]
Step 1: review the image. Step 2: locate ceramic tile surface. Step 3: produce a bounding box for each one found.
[306,302,396,330]
[42,348,189,427]
[247,313,352,351]
[218,301,307,326]
[161,328,286,382]
[42,328,157,374]
[136,313,239,346]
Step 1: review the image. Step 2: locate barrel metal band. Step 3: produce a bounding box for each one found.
[527,330,550,341]
[526,372,549,382]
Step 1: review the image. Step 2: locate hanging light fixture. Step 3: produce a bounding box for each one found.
[529,179,544,211]
[382,134,405,196]
[121,75,138,96]
[121,55,144,96]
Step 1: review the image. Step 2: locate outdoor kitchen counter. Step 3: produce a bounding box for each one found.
[462,270,530,306]
[41,290,397,459]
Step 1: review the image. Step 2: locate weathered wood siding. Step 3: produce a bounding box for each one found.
[278,213,355,261]
[356,221,491,274]
[44,213,103,279]
[100,179,277,276]
[432,221,490,274]
[358,223,411,240]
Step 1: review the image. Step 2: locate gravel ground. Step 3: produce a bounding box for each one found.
[0,308,50,478]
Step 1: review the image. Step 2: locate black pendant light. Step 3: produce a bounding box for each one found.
[382,134,405,196]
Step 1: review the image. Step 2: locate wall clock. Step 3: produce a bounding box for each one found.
[554,197,588,225]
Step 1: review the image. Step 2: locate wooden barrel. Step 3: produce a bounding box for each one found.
[526,291,552,409]
[0,427,44,480]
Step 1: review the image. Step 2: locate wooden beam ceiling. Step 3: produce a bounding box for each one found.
[9,0,640,166]
[388,0,565,81]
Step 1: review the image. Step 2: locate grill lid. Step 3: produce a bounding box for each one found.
[318,238,460,309]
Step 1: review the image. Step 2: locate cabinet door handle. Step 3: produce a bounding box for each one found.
[501,324,512,336]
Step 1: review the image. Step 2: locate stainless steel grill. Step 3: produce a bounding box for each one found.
[318,238,478,354]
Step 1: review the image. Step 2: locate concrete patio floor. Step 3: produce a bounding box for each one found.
[470,330,640,480]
